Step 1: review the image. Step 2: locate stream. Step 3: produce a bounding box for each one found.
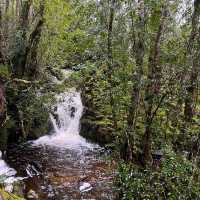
[4,88,116,199]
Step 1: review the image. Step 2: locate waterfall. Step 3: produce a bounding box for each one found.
[51,89,83,135]
[34,88,94,149]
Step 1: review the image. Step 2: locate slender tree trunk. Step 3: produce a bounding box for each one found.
[0,4,4,65]
[0,80,6,127]
[107,0,117,129]
[25,1,45,79]
[142,7,167,166]
[12,0,32,77]
[184,0,200,123]
[5,0,9,12]
[123,0,145,161]
[0,3,6,127]
[16,0,20,17]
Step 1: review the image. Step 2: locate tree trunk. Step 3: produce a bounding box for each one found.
[184,0,200,123]
[0,4,6,127]
[12,0,32,77]
[16,0,20,17]
[0,80,6,127]
[0,5,4,64]
[5,0,9,12]
[0,4,4,64]
[142,7,167,166]
[123,0,145,161]
[107,0,117,129]
[25,1,45,79]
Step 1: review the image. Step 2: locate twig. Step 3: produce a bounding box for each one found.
[150,92,168,121]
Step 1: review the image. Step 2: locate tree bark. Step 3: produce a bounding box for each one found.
[25,1,45,79]
[0,80,6,127]
[5,0,9,12]
[16,0,20,17]
[0,2,5,65]
[123,0,145,161]
[107,0,117,129]
[142,7,167,166]
[12,0,32,77]
[184,0,200,123]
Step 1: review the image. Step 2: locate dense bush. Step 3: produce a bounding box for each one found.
[1,82,52,144]
[117,147,200,200]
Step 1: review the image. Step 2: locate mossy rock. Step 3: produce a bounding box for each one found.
[80,118,114,144]
[0,188,25,200]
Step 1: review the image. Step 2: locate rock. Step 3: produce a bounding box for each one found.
[79,182,92,193]
[27,190,39,199]
[80,118,114,144]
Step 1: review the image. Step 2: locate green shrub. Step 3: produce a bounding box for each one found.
[5,83,52,141]
[0,65,11,79]
[117,147,200,200]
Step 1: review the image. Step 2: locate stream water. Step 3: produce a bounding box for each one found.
[4,89,116,199]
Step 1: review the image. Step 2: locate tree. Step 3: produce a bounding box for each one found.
[123,0,145,161]
[184,0,200,123]
[11,0,32,77]
[107,0,117,129]
[24,1,45,79]
[142,3,168,166]
[0,3,4,65]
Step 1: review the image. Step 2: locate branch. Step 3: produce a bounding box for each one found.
[5,78,40,86]
[0,111,8,127]
[151,92,168,121]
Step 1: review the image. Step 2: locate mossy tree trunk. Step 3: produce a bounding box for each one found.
[184,0,200,123]
[0,3,5,65]
[12,0,45,80]
[142,6,167,166]
[107,0,117,130]
[25,1,45,80]
[123,0,145,161]
[12,0,32,78]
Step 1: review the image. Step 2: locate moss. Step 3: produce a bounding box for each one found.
[0,188,25,200]
[80,118,114,144]
[6,82,51,138]
[0,65,11,79]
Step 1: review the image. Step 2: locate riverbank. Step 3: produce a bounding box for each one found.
[2,74,116,199]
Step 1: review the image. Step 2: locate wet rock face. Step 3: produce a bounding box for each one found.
[80,116,114,145]
[80,92,114,145]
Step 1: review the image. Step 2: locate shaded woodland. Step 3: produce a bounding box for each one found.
[0,0,200,199]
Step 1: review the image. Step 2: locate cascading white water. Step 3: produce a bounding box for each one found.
[51,89,83,135]
[0,151,25,192]
[34,88,95,149]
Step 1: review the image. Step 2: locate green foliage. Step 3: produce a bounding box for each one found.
[0,65,11,79]
[17,89,50,138]
[117,147,200,200]
[5,83,52,141]
[11,30,26,57]
[0,188,25,200]
[1,0,200,198]
[39,0,95,70]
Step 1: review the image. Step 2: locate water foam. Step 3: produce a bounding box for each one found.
[0,151,25,192]
[34,89,96,150]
